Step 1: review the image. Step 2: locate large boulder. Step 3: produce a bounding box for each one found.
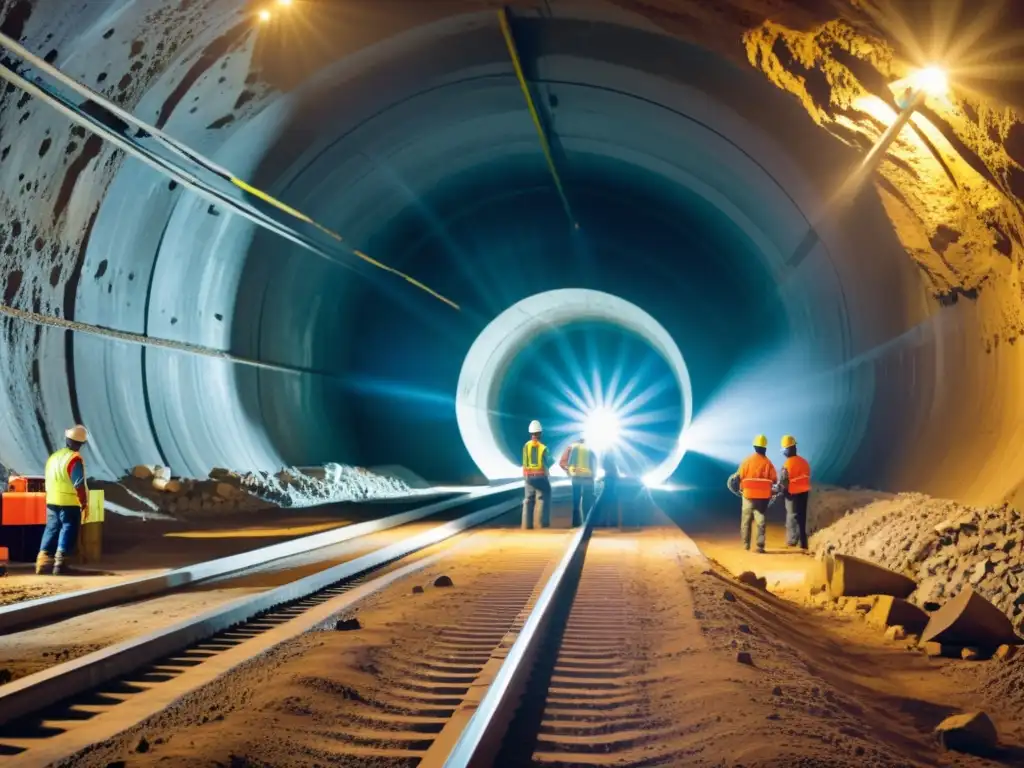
[867,596,930,634]
[921,587,1021,648]
[934,711,997,755]
[827,554,916,598]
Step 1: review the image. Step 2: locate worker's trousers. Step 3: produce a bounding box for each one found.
[785,492,810,549]
[40,504,79,556]
[523,477,551,529]
[570,478,594,527]
[740,497,769,552]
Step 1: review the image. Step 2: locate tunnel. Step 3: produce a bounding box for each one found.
[0,0,1021,504]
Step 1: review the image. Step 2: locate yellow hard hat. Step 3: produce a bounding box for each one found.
[752,434,768,449]
[781,434,797,449]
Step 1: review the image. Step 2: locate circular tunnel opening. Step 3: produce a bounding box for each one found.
[494,320,686,481]
[75,7,898,491]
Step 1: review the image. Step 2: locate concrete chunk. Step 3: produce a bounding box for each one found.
[827,554,916,599]
[921,587,1021,648]
[934,711,997,754]
[867,595,929,633]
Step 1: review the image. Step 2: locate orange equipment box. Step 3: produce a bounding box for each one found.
[1,492,47,526]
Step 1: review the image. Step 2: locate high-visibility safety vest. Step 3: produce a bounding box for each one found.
[738,453,777,500]
[567,443,593,478]
[784,455,812,495]
[45,447,86,506]
[522,440,549,478]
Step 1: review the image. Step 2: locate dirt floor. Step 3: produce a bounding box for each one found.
[0,495,457,608]
[56,503,1024,768]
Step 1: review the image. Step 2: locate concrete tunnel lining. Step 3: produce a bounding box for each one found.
[456,288,693,483]
[0,0,1011,501]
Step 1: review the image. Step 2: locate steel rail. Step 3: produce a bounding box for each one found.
[0,493,524,727]
[441,499,596,767]
[0,483,519,635]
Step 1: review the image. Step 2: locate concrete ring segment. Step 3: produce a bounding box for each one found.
[456,289,692,483]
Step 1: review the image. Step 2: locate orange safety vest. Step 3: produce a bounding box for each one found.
[522,439,549,478]
[784,455,811,495]
[738,453,777,500]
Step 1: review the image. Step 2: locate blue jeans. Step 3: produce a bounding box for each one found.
[40,505,80,556]
[570,478,595,527]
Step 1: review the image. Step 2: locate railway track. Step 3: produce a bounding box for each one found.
[0,485,540,764]
[1,487,700,768]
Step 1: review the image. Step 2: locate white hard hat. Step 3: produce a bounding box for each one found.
[528,420,543,433]
[65,424,89,443]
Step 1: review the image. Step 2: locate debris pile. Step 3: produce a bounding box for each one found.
[810,492,1024,629]
[101,463,413,518]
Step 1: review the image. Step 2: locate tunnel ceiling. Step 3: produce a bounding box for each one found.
[0,0,1021,504]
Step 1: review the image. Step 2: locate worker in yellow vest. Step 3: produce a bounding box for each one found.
[37,425,90,575]
[559,435,594,527]
[773,434,812,550]
[522,419,553,529]
[726,434,777,553]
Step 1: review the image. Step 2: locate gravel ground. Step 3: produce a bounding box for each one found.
[48,516,1024,768]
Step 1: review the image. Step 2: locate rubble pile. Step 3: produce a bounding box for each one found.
[113,463,413,517]
[810,492,1024,630]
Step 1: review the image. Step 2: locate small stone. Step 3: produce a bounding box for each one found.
[433,575,454,588]
[884,625,906,641]
[411,585,424,594]
[334,618,361,631]
[136,735,150,753]
[771,685,782,696]
[994,644,1017,661]
[736,652,754,666]
[723,590,736,602]
[0,669,11,684]
[961,647,990,661]
[215,482,237,499]
[738,624,751,634]
[105,762,127,768]
[131,464,154,479]
[922,641,957,658]
[741,573,765,589]
[934,711,997,754]
[923,601,941,612]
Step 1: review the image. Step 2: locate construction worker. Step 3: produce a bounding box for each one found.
[37,425,90,575]
[559,435,594,527]
[726,434,777,553]
[522,419,553,529]
[773,435,812,550]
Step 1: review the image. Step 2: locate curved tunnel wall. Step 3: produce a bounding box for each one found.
[0,0,1019,504]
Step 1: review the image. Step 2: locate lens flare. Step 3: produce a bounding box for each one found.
[583,406,621,453]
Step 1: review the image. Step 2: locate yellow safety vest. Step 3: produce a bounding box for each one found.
[45,447,85,506]
[567,443,593,478]
[522,440,548,477]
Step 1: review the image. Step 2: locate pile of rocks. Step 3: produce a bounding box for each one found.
[120,463,412,517]
[810,492,1024,630]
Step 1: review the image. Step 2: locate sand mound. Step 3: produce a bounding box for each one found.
[810,492,1024,631]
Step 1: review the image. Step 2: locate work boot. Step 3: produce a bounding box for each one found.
[52,551,78,576]
[35,551,54,575]
[757,546,766,554]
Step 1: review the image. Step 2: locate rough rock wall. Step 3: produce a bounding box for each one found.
[617,0,1024,342]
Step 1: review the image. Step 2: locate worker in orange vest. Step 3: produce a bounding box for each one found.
[773,434,812,550]
[522,419,553,529]
[726,434,777,553]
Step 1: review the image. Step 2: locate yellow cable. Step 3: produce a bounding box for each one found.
[228,178,460,310]
[498,7,578,230]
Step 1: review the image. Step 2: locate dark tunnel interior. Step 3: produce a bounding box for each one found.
[0,0,1022,506]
